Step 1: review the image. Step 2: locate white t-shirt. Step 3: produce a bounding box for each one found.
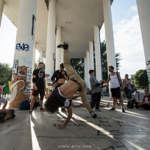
[110,73,120,88]
[0,97,6,107]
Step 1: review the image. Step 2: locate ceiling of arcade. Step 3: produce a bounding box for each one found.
[3,0,113,58]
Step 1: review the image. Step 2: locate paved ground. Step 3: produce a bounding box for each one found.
[0,97,150,150]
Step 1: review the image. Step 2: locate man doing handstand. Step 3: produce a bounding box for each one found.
[45,43,97,129]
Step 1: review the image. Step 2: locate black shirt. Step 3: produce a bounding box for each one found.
[52,88,72,108]
[51,70,69,82]
[33,69,45,88]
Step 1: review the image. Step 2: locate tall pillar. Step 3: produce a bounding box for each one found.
[40,51,43,62]
[136,0,150,90]
[0,0,4,27]
[89,41,94,70]
[61,41,64,63]
[55,26,62,70]
[86,51,90,88]
[45,0,56,79]
[94,26,102,81]
[103,0,116,71]
[31,42,36,89]
[9,0,37,108]
[84,57,87,86]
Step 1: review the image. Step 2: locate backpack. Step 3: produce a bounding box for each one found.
[127,99,135,108]
[19,100,30,110]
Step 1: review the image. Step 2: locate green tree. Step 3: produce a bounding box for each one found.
[0,63,12,85]
[70,58,84,79]
[134,69,148,88]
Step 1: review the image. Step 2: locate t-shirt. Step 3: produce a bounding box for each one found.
[0,97,6,107]
[143,94,150,103]
[33,69,45,88]
[123,79,132,90]
[51,70,69,82]
[52,87,72,108]
[90,76,101,93]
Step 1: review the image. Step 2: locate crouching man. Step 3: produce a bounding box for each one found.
[45,43,97,129]
[137,89,150,110]
[0,89,15,123]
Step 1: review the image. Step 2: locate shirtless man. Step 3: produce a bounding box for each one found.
[45,43,97,129]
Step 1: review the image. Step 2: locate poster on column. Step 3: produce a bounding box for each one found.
[146,60,150,90]
[9,3,37,108]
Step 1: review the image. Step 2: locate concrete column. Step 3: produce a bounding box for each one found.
[84,57,87,86]
[103,0,116,71]
[55,26,62,70]
[0,0,4,27]
[40,51,43,62]
[86,51,90,88]
[89,41,94,70]
[136,0,150,90]
[31,42,36,89]
[10,0,37,108]
[45,0,56,78]
[61,41,64,63]
[94,26,102,81]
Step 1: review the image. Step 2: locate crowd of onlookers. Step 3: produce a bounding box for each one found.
[0,62,150,123]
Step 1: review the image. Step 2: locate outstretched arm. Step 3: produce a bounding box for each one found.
[2,101,7,109]
[58,106,72,129]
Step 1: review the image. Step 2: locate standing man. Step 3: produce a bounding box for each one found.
[29,62,46,113]
[89,70,102,111]
[51,63,69,112]
[123,74,132,102]
[102,66,125,112]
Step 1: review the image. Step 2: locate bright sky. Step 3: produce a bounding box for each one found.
[0,0,146,79]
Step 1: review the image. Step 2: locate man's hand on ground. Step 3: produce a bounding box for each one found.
[58,124,66,129]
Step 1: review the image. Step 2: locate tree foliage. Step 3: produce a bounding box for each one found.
[70,58,84,79]
[134,69,148,88]
[0,63,12,85]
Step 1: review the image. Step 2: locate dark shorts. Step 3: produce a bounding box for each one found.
[111,87,121,99]
[34,88,45,100]
[125,89,132,99]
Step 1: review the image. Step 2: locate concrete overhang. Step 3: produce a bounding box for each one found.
[3,0,114,58]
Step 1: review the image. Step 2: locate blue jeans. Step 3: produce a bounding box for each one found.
[126,89,132,99]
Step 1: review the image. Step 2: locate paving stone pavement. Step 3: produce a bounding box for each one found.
[0,97,150,150]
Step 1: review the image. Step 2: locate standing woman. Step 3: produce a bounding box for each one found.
[51,63,69,111]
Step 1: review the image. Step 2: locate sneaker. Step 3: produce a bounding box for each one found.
[61,108,67,112]
[106,102,110,108]
[57,43,68,50]
[90,111,97,118]
[109,107,116,111]
[95,109,101,112]
[29,110,32,114]
[40,108,44,111]
[122,108,125,113]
